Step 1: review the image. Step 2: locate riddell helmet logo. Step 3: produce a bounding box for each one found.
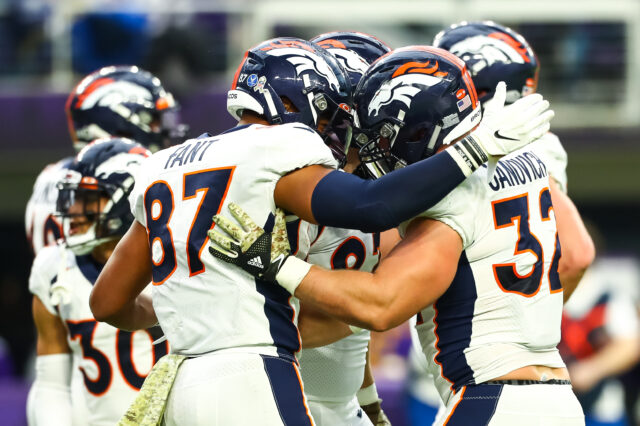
[264,47,342,92]
[368,73,444,117]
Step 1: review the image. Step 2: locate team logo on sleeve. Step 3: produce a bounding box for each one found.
[263,46,342,92]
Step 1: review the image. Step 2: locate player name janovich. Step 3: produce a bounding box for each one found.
[488,150,548,191]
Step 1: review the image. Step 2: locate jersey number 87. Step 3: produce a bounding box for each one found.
[143,167,235,284]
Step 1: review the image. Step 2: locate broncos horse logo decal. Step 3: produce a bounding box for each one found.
[368,73,443,117]
[263,43,342,92]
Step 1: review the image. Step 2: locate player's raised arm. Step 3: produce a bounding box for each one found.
[277,80,553,232]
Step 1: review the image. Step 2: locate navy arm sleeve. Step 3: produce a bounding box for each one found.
[311,151,466,232]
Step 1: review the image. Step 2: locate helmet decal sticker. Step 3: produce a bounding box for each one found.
[76,81,154,110]
[264,47,342,92]
[488,32,532,63]
[392,60,449,78]
[368,73,442,116]
[449,35,527,76]
[325,48,370,76]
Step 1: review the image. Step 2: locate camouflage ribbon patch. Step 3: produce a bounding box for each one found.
[271,208,290,262]
[118,354,187,426]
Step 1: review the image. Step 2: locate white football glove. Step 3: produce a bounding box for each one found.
[470,81,554,157]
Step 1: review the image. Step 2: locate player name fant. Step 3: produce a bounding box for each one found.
[488,150,548,191]
[164,138,216,169]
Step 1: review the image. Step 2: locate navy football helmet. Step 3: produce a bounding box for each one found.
[56,137,150,255]
[227,37,354,166]
[355,46,482,178]
[66,65,187,152]
[310,31,391,87]
[433,21,539,105]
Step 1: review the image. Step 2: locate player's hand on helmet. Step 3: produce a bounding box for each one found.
[469,81,554,157]
[208,203,291,282]
[361,399,392,426]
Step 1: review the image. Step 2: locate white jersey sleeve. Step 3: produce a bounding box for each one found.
[398,172,485,249]
[28,244,65,315]
[129,124,337,227]
[532,133,568,193]
[260,123,338,177]
[25,158,73,255]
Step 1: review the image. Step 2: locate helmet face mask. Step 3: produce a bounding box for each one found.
[227,37,354,166]
[56,178,113,255]
[56,138,149,255]
[355,46,482,179]
[66,66,187,152]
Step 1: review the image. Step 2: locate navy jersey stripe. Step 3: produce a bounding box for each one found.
[76,254,103,284]
[434,251,476,390]
[446,384,502,425]
[261,355,314,426]
[254,214,301,357]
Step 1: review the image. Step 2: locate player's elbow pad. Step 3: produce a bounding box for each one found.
[310,152,466,232]
[27,354,73,426]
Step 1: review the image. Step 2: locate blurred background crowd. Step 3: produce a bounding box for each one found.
[0,0,638,425]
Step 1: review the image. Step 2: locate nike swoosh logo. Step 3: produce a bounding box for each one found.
[494,130,519,141]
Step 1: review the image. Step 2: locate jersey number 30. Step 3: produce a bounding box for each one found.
[491,188,562,297]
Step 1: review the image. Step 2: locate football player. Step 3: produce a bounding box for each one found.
[209,46,585,424]
[27,138,169,425]
[433,21,595,301]
[25,65,185,256]
[89,37,552,425]
[300,30,394,426]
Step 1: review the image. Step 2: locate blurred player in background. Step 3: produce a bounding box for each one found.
[90,36,551,425]
[208,46,583,424]
[25,65,186,256]
[559,255,640,426]
[24,65,184,426]
[27,138,169,426]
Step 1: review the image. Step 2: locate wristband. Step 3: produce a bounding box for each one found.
[357,383,380,406]
[446,135,489,177]
[275,256,312,294]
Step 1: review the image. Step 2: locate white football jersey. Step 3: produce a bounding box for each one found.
[532,132,568,193]
[25,157,73,255]
[299,225,381,403]
[29,244,168,426]
[129,123,338,358]
[400,142,566,405]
